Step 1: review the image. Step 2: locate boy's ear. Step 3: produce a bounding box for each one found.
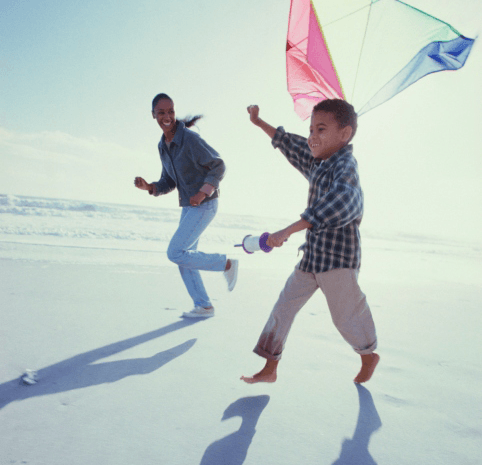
[341,125,353,142]
[152,111,155,119]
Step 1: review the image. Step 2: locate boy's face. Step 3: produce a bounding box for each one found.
[308,111,352,160]
[152,98,176,131]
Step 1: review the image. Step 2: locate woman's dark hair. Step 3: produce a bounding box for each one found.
[312,99,358,141]
[151,93,203,128]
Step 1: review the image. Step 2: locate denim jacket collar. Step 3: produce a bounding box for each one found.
[161,120,186,150]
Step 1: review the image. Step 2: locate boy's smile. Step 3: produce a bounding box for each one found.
[308,111,352,160]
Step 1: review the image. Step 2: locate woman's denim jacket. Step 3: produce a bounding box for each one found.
[151,121,226,206]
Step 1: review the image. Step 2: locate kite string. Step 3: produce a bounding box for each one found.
[351,1,374,104]
[323,4,372,29]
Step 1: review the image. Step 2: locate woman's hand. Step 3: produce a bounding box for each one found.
[190,191,207,206]
[247,105,261,125]
[267,229,290,248]
[134,177,152,191]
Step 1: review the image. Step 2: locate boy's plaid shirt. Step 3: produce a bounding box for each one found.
[272,127,363,273]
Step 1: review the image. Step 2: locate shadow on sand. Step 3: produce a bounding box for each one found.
[0,319,202,409]
[331,384,382,465]
[200,395,270,465]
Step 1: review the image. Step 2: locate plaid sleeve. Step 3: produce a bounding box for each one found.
[301,158,363,229]
[271,127,312,179]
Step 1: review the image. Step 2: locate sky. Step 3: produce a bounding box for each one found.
[1,0,481,244]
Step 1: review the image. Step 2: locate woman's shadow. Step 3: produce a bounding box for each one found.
[331,384,382,465]
[0,319,201,409]
[200,395,270,465]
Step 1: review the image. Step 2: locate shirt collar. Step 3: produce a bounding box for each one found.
[320,144,353,169]
[161,120,186,148]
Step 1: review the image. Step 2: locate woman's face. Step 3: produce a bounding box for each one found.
[152,98,176,132]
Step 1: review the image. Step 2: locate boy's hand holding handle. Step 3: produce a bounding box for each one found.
[267,219,313,248]
[267,229,290,248]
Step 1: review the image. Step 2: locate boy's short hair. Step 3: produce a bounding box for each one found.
[312,99,358,142]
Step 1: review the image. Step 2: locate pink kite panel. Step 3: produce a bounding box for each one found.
[286,0,344,119]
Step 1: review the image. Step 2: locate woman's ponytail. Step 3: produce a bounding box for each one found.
[181,115,203,128]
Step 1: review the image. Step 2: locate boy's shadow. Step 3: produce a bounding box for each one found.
[200,395,270,465]
[331,384,382,465]
[0,319,201,409]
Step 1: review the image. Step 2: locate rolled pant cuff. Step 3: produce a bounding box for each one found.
[253,345,282,361]
[354,340,377,356]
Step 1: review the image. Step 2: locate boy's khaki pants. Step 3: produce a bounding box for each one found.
[254,267,377,360]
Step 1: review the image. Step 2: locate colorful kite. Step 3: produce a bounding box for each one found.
[286,0,475,119]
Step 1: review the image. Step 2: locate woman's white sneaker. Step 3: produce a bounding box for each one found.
[182,306,215,318]
[224,259,239,291]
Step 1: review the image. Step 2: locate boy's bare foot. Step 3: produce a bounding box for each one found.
[241,360,278,384]
[354,353,380,383]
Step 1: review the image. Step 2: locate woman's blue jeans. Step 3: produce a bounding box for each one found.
[167,198,226,308]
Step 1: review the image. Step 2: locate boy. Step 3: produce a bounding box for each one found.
[241,100,378,384]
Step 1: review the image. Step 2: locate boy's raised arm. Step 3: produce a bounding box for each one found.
[247,105,312,178]
[247,105,276,139]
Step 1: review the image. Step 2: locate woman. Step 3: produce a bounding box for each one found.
[134,93,238,318]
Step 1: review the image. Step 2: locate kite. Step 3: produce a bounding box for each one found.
[286,0,475,119]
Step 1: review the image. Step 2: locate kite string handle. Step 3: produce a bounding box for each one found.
[234,233,273,254]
